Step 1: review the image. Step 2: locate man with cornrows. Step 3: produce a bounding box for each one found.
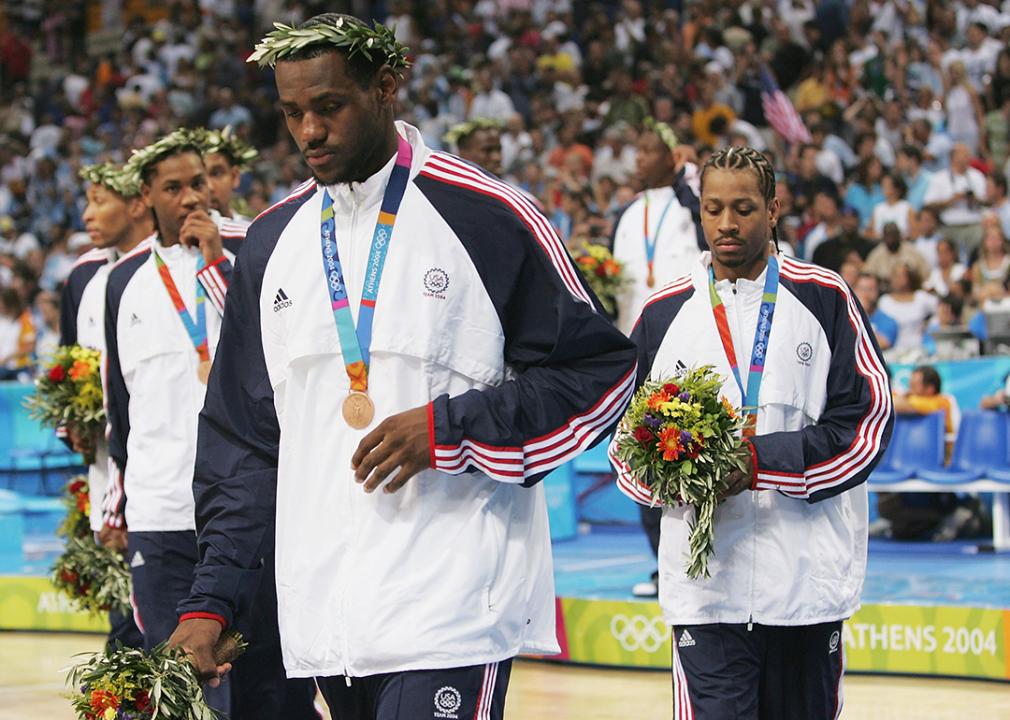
[611,146,893,720]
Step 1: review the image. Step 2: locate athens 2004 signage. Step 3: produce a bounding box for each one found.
[548,597,1010,681]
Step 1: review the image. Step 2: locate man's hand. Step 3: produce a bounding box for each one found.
[351,406,431,494]
[98,524,128,553]
[168,617,230,686]
[673,144,697,174]
[179,210,224,265]
[67,423,96,458]
[717,445,755,502]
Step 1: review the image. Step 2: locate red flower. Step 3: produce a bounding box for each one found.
[79,581,90,593]
[135,690,151,711]
[68,479,85,494]
[594,264,608,277]
[76,493,89,513]
[633,426,654,445]
[663,383,680,396]
[61,570,78,583]
[657,427,684,461]
[48,365,66,382]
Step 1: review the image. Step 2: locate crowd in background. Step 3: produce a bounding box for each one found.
[4,0,1010,378]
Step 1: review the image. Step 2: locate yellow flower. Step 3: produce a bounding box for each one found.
[103,707,117,720]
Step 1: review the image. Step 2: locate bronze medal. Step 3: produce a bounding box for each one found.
[197,360,213,385]
[342,391,375,429]
[647,270,655,288]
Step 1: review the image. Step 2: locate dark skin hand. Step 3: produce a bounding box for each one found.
[351,406,432,493]
[67,423,96,459]
[178,209,224,266]
[98,524,128,553]
[717,445,755,502]
[168,617,230,686]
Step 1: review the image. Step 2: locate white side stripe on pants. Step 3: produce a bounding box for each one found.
[474,662,498,720]
[671,632,695,720]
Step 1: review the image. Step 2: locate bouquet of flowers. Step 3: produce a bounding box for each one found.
[66,635,246,720]
[52,476,132,617]
[569,242,626,316]
[26,345,105,465]
[612,365,748,579]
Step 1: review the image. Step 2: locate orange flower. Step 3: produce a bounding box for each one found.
[657,426,684,461]
[576,255,597,267]
[721,396,738,419]
[647,390,671,412]
[90,689,119,712]
[603,259,620,276]
[69,360,93,381]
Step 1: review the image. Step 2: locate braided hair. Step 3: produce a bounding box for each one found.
[700,146,780,249]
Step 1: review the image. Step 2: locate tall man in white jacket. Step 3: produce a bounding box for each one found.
[59,162,154,649]
[169,15,637,720]
[612,119,705,337]
[611,146,893,720]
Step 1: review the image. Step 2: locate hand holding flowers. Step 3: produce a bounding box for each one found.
[612,365,750,579]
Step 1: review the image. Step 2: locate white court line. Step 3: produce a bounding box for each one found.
[0,682,66,694]
[556,554,653,572]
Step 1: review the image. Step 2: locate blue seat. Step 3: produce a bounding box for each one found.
[869,412,946,484]
[917,411,1008,484]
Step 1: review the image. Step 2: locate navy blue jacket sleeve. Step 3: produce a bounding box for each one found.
[177,198,305,628]
[101,253,148,527]
[748,263,894,503]
[59,261,104,346]
[416,165,638,488]
[672,167,707,251]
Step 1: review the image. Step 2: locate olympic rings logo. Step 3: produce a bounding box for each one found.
[610,613,671,653]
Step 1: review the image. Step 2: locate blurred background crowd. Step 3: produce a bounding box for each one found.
[3,0,1010,379]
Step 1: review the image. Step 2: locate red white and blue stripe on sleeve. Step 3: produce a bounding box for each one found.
[197,256,231,316]
[749,258,892,499]
[430,366,636,483]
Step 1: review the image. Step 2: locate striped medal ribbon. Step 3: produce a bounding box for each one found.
[644,190,676,288]
[320,135,413,429]
[153,245,211,384]
[707,255,780,437]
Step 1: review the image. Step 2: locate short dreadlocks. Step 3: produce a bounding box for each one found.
[700,146,779,249]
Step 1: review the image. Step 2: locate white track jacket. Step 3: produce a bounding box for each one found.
[177,123,638,679]
[612,253,893,626]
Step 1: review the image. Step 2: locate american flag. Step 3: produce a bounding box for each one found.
[759,63,812,145]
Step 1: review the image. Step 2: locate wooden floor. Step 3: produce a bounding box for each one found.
[3,632,1009,719]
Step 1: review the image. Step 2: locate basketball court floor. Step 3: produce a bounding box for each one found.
[2,631,1010,719]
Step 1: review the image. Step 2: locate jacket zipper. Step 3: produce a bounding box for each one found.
[729,280,757,632]
[339,186,361,682]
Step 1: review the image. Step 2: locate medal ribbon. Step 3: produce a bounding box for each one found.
[707,255,780,437]
[644,190,676,282]
[320,135,412,393]
[153,245,209,363]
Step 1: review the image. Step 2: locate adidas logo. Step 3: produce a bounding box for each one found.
[130,551,145,568]
[678,630,696,648]
[130,313,142,327]
[273,288,292,312]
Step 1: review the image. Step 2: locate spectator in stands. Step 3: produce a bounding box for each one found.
[0,285,35,380]
[812,204,876,273]
[913,206,944,271]
[844,156,885,231]
[924,142,987,253]
[468,59,517,123]
[788,143,837,216]
[865,221,931,288]
[868,171,918,241]
[896,145,934,212]
[986,172,1010,241]
[969,224,1010,288]
[691,80,735,146]
[854,272,899,351]
[33,289,59,362]
[944,60,986,158]
[878,366,977,541]
[878,261,940,349]
[925,237,969,297]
